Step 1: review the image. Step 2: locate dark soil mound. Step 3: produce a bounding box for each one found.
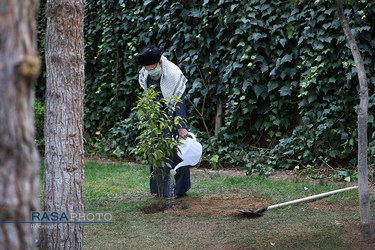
[140,195,270,216]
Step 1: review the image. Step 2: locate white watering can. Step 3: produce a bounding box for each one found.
[170,133,202,177]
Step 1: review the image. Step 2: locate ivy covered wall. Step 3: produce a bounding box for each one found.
[37,0,375,173]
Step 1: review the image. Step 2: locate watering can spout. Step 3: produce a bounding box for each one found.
[170,168,177,177]
[170,162,182,177]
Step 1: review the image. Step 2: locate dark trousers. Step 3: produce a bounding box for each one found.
[149,148,191,196]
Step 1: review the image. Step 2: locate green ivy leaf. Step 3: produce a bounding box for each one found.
[267,81,279,92]
[286,23,294,39]
[253,84,264,98]
[242,80,252,91]
[252,33,267,41]
[281,54,293,64]
[279,86,291,96]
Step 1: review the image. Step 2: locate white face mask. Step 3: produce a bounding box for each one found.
[148,65,161,79]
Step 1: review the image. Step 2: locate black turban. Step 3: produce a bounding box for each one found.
[137,46,162,66]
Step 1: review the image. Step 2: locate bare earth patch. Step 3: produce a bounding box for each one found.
[140,195,270,217]
[140,200,167,214]
[190,168,246,177]
[167,195,270,217]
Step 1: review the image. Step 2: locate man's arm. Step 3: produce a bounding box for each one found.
[175,94,188,139]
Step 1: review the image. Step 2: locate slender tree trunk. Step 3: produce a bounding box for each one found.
[38,0,86,249]
[334,0,375,240]
[0,0,40,249]
[215,98,223,136]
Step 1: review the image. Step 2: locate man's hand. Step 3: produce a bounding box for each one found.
[178,128,188,140]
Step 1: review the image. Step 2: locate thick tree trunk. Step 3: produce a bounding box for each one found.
[334,0,375,240]
[38,0,86,249]
[0,0,40,249]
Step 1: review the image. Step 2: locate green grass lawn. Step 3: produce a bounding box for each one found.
[80,161,372,249]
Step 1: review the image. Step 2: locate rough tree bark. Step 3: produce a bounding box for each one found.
[215,98,223,136]
[0,0,40,249]
[334,0,375,239]
[38,0,86,249]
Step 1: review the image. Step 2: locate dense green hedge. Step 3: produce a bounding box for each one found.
[37,0,375,174]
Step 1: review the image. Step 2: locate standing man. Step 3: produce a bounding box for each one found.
[137,45,191,198]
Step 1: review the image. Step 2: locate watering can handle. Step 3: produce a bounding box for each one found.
[188,132,196,140]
